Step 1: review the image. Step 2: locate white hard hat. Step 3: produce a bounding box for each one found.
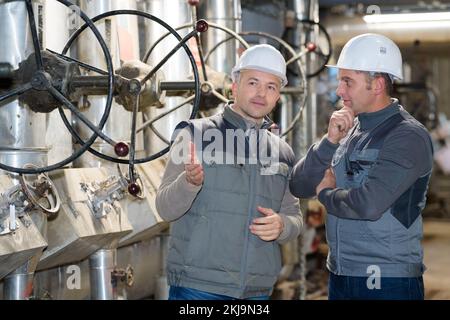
[327,33,403,81]
[231,44,288,87]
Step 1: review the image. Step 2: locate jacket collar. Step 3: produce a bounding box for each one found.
[357,98,400,131]
[223,103,273,131]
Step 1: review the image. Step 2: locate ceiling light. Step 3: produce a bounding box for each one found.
[363,11,450,23]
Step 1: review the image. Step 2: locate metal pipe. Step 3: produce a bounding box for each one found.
[144,0,192,155]
[89,248,117,300]
[198,0,242,73]
[71,75,117,94]
[3,247,43,300]
[291,0,318,157]
[0,63,13,80]
[3,269,34,300]
[43,0,73,167]
[160,81,196,91]
[295,0,319,301]
[75,0,140,169]
[286,0,320,301]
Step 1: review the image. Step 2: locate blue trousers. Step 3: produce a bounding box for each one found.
[169,286,270,300]
[328,272,424,300]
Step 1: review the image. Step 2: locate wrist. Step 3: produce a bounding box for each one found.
[318,187,333,203]
[326,135,340,145]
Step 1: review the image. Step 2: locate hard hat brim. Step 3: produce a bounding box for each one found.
[325,64,403,81]
[232,66,288,87]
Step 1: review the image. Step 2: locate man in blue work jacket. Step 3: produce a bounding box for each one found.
[290,33,433,300]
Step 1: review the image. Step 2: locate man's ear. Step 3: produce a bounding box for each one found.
[231,81,238,97]
[373,76,385,95]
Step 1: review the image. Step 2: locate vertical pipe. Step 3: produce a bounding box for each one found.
[144,0,191,155]
[294,0,318,155]
[44,0,73,166]
[3,245,44,300]
[198,0,242,73]
[89,249,117,300]
[291,0,319,301]
[111,0,144,162]
[3,267,35,300]
[75,0,139,169]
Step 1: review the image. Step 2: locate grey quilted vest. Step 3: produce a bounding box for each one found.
[166,110,295,298]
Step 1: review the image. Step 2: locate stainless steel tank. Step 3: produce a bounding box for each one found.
[0,0,49,300]
[0,0,48,170]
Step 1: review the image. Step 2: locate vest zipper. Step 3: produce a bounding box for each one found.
[240,163,256,297]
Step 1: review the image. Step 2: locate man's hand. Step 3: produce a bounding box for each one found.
[185,142,204,186]
[327,106,355,144]
[316,168,336,195]
[249,206,284,241]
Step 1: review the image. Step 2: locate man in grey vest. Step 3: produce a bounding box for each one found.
[290,33,433,300]
[156,44,303,300]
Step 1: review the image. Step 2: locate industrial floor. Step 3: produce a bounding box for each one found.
[423,219,450,299]
[276,218,450,300]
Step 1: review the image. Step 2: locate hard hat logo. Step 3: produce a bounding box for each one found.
[327,33,403,81]
[231,44,288,87]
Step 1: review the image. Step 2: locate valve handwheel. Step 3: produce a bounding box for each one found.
[19,164,61,216]
[0,0,114,175]
[59,10,203,165]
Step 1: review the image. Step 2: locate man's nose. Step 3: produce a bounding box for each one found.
[256,85,267,97]
[335,83,345,98]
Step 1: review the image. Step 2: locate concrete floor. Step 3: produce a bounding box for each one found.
[276,218,450,300]
[423,219,450,299]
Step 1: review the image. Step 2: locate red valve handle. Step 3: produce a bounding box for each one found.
[114,142,129,157]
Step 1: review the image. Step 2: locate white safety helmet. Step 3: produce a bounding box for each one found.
[327,33,403,81]
[231,44,288,87]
